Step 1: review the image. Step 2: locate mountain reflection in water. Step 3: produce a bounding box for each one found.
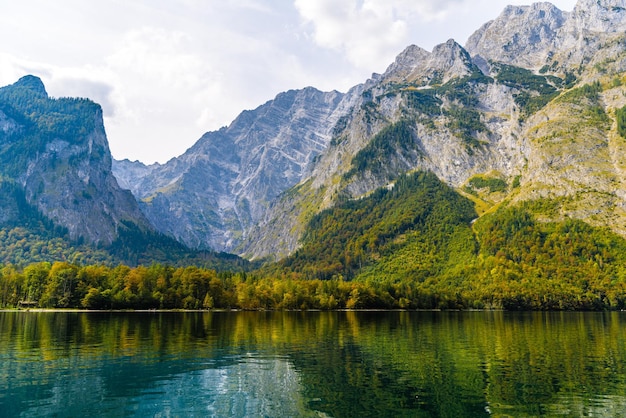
[1,311,625,417]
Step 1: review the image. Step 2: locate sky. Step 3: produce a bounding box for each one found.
[0,0,578,164]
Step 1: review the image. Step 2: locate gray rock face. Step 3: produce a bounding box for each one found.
[309,39,482,189]
[382,39,476,86]
[466,0,626,71]
[466,3,567,69]
[114,87,358,252]
[0,76,151,245]
[569,0,626,33]
[111,159,160,196]
[28,127,149,245]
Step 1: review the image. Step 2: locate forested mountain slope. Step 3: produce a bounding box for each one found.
[0,76,248,269]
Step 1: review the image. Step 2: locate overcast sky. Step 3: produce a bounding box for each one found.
[0,0,578,164]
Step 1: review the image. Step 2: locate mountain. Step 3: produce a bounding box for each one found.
[0,75,150,245]
[111,0,626,260]
[0,76,249,268]
[113,86,360,251]
[239,0,626,259]
[6,0,626,269]
[5,0,626,309]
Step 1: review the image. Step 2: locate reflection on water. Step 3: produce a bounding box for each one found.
[1,311,626,417]
[120,355,314,417]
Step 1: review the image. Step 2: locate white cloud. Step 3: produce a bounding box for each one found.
[50,77,116,116]
[392,0,467,21]
[99,21,320,163]
[294,0,407,70]
[0,0,582,164]
[292,0,473,70]
[101,27,225,162]
[293,0,579,73]
[0,54,116,115]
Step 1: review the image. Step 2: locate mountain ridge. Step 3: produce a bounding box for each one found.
[0,75,151,246]
[9,0,623,262]
[114,85,361,251]
[236,0,626,259]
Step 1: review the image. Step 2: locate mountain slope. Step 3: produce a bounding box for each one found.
[240,0,626,259]
[241,39,527,258]
[274,171,477,281]
[0,76,249,269]
[0,75,150,246]
[113,86,360,252]
[109,0,626,263]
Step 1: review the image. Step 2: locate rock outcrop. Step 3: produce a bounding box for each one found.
[466,0,626,72]
[0,75,151,245]
[465,3,567,70]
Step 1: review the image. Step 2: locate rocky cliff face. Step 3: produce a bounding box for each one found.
[380,40,476,86]
[462,0,626,233]
[0,75,150,245]
[568,0,626,33]
[114,87,360,251]
[466,0,626,71]
[465,3,568,70]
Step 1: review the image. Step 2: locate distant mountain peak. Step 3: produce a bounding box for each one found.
[466,0,626,70]
[12,75,48,97]
[382,44,430,79]
[465,3,566,69]
[382,39,475,86]
[571,0,626,32]
[430,38,474,69]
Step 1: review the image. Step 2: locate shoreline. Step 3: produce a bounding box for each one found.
[4,308,620,313]
[0,307,480,313]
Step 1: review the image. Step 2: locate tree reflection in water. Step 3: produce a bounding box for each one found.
[0,311,625,417]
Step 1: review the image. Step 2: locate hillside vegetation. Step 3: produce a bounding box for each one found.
[4,171,626,310]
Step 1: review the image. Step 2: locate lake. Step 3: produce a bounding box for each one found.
[1,311,625,417]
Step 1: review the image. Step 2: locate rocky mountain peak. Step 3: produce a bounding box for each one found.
[113,85,354,252]
[382,39,475,86]
[12,75,48,97]
[465,2,566,69]
[466,0,626,71]
[381,44,430,82]
[570,0,626,32]
[429,39,475,79]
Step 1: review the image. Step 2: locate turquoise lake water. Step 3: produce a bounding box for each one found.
[1,311,625,417]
